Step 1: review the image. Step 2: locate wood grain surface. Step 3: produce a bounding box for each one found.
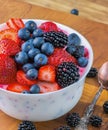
[0,0,108,130]
[20,0,108,25]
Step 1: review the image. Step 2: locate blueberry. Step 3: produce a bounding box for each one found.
[26,68,38,80]
[25,20,37,33]
[34,53,48,67]
[22,63,34,72]
[41,42,54,56]
[66,45,76,55]
[68,33,81,46]
[15,51,28,64]
[18,28,31,40]
[22,90,31,94]
[28,48,40,59]
[30,84,40,94]
[33,37,44,48]
[78,57,88,67]
[21,40,34,52]
[32,28,43,37]
[70,9,79,15]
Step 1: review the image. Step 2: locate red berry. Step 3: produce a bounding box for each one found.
[7,82,30,93]
[16,70,37,86]
[0,28,20,44]
[0,54,17,84]
[0,39,20,56]
[37,80,60,93]
[84,47,89,58]
[6,18,25,31]
[48,48,77,67]
[38,65,56,82]
[39,21,58,32]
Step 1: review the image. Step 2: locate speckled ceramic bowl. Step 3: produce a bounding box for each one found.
[0,19,93,121]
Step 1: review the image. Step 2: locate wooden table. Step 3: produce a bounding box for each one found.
[0,0,108,130]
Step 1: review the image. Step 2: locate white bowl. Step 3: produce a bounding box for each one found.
[0,19,93,121]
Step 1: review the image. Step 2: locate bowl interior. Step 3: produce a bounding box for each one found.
[0,19,93,95]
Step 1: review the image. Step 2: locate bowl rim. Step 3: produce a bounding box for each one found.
[0,19,93,96]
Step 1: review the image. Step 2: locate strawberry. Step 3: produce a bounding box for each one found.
[38,65,56,82]
[37,80,60,93]
[16,70,37,86]
[7,82,30,93]
[0,39,20,56]
[39,21,58,32]
[0,28,20,44]
[48,48,77,67]
[6,18,24,31]
[0,54,17,84]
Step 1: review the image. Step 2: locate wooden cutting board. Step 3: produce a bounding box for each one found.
[0,0,108,129]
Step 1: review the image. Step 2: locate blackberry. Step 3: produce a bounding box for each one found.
[43,31,68,48]
[73,45,84,59]
[66,45,84,59]
[18,121,36,130]
[56,125,71,130]
[89,115,102,127]
[66,112,80,127]
[56,62,80,88]
[103,101,108,113]
[87,67,98,77]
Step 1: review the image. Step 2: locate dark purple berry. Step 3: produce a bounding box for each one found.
[18,120,36,130]
[89,115,102,127]
[103,101,108,114]
[87,67,98,77]
[66,112,80,127]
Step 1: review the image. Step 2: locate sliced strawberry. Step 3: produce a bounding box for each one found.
[39,21,58,32]
[0,28,20,44]
[38,65,56,82]
[0,54,17,84]
[37,80,60,93]
[16,70,37,86]
[48,48,77,67]
[6,18,25,31]
[7,18,19,30]
[14,18,25,29]
[0,39,20,56]
[7,82,30,93]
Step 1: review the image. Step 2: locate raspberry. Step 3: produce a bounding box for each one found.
[56,62,80,88]
[39,21,58,32]
[48,48,77,67]
[66,112,80,127]
[18,121,36,130]
[89,115,102,127]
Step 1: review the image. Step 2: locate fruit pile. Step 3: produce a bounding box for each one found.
[0,18,89,94]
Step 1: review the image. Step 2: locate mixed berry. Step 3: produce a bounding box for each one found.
[66,112,80,127]
[103,101,108,114]
[18,121,36,130]
[89,115,102,127]
[0,18,89,94]
[87,67,98,77]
